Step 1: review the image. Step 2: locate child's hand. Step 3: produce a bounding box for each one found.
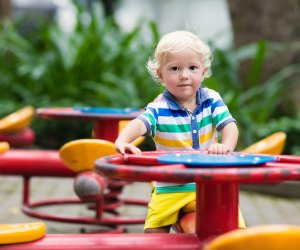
[115,142,141,155]
[207,143,233,154]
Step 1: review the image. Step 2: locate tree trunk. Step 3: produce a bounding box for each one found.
[228,0,300,46]
[0,0,11,20]
[227,0,300,107]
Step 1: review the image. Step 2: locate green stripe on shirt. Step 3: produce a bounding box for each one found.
[213,110,231,127]
[143,113,157,136]
[157,123,191,133]
[156,183,196,193]
[199,114,212,127]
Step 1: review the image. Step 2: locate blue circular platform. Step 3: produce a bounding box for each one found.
[157,153,276,167]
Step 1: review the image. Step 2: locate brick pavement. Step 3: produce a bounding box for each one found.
[1,175,300,234]
[0,176,150,233]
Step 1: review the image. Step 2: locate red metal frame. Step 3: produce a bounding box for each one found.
[0,149,147,233]
[0,234,201,250]
[35,107,141,142]
[1,107,147,231]
[95,151,300,241]
[0,128,35,147]
[21,175,146,228]
[2,151,300,249]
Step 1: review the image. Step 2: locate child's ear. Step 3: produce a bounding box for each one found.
[156,69,164,82]
[202,67,208,76]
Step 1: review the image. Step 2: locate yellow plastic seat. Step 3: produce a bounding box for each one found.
[203,225,300,250]
[0,221,46,244]
[0,142,9,153]
[242,132,286,155]
[0,106,35,132]
[118,120,145,146]
[59,139,118,173]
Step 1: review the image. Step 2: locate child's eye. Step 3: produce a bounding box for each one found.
[170,66,179,72]
[189,66,198,71]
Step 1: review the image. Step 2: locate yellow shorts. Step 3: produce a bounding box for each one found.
[144,190,246,230]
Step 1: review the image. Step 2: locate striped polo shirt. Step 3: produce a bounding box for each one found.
[138,87,236,193]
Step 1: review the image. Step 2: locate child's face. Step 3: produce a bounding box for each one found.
[157,48,207,105]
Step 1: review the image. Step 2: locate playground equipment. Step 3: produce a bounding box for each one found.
[242,132,287,155]
[0,144,47,245]
[0,107,147,238]
[203,224,300,250]
[0,222,46,245]
[0,139,147,234]
[52,132,287,233]
[36,107,142,142]
[3,150,300,249]
[0,106,147,233]
[174,131,287,233]
[5,223,299,249]
[0,106,35,147]
[0,132,299,249]
[59,138,147,231]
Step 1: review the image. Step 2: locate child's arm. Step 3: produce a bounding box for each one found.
[115,118,147,154]
[207,122,239,154]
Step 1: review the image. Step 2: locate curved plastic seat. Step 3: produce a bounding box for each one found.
[59,139,118,173]
[0,106,34,132]
[0,142,9,154]
[174,132,287,233]
[242,132,286,154]
[203,224,300,250]
[0,106,35,147]
[0,221,46,245]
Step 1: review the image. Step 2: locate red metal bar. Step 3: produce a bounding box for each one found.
[0,234,201,250]
[22,201,145,225]
[0,149,75,177]
[0,128,35,147]
[95,199,103,220]
[123,154,161,165]
[93,120,119,142]
[195,182,239,240]
[276,154,300,163]
[98,154,300,184]
[22,176,30,205]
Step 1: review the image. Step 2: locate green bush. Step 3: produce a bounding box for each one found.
[0,1,161,148]
[1,1,300,153]
[206,40,300,153]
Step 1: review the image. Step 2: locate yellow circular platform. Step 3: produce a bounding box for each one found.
[0,221,46,244]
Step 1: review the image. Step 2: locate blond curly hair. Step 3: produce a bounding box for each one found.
[146,30,212,82]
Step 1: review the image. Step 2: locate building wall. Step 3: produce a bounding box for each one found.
[115,0,233,48]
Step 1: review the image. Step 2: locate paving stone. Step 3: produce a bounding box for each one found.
[1,175,300,234]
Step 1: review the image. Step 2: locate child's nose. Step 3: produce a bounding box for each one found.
[180,69,189,78]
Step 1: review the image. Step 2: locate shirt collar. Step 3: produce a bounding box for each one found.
[162,88,210,110]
